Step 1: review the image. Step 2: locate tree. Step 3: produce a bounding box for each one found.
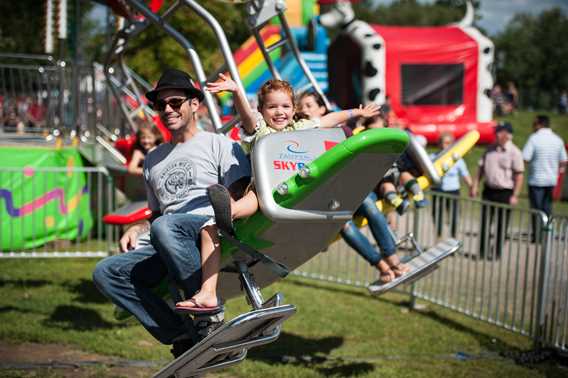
[355,0,482,28]
[119,1,250,83]
[494,8,568,109]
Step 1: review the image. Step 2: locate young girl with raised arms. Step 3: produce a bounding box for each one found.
[204,74,380,231]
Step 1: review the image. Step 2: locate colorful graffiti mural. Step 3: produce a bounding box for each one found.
[0,147,92,251]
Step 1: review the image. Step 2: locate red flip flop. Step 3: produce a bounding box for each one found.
[175,298,224,315]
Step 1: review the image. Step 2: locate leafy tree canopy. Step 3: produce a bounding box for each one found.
[494,7,568,108]
[355,0,482,29]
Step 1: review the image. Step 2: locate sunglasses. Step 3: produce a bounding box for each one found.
[153,97,189,112]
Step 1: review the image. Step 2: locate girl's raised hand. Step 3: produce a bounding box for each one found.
[358,103,381,118]
[206,73,237,93]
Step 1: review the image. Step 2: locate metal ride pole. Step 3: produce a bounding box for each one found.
[534,211,551,348]
[124,0,223,131]
[276,11,332,111]
[183,0,247,101]
[409,208,421,310]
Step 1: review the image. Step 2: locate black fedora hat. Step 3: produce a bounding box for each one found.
[146,68,204,102]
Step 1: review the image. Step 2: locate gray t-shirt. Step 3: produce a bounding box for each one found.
[143,131,251,217]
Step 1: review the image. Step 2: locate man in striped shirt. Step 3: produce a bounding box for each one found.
[522,115,567,241]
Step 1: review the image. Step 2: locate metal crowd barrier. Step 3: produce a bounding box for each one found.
[293,191,568,351]
[0,54,124,141]
[540,214,568,352]
[0,166,118,257]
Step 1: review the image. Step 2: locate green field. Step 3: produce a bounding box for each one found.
[0,258,566,377]
[1,111,567,377]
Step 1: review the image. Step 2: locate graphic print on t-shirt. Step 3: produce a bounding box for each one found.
[157,158,195,202]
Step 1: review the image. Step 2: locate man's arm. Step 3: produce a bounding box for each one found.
[470,166,483,197]
[119,219,150,252]
[510,172,524,206]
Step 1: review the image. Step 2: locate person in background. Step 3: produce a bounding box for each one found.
[430,132,473,238]
[558,90,567,114]
[340,113,410,283]
[471,122,524,260]
[127,123,163,176]
[522,115,567,242]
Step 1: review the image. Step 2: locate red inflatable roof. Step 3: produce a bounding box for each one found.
[373,25,479,127]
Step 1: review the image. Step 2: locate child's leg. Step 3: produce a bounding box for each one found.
[400,172,428,208]
[208,184,259,234]
[231,190,259,219]
[381,181,409,215]
[176,225,220,309]
[340,221,395,284]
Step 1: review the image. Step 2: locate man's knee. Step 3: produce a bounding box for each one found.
[150,216,177,249]
[93,257,115,291]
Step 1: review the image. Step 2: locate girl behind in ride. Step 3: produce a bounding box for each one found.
[127,122,163,175]
[205,74,380,231]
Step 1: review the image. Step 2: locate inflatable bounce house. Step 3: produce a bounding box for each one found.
[321,0,496,144]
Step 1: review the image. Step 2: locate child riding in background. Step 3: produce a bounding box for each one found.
[127,122,163,176]
[205,74,380,232]
[298,90,353,138]
[346,113,410,282]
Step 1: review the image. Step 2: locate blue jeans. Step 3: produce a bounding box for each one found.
[93,213,209,344]
[340,192,396,266]
[528,185,554,242]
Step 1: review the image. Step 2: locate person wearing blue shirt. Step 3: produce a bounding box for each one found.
[430,132,473,237]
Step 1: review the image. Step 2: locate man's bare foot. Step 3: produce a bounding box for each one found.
[385,254,410,277]
[376,259,395,284]
[176,290,219,309]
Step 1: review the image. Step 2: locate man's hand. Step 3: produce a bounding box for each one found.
[119,221,149,252]
[469,187,478,198]
[509,195,519,206]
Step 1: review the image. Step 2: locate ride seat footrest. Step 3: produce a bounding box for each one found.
[153,304,296,378]
[368,238,462,295]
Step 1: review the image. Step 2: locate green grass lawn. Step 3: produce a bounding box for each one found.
[1,258,566,377]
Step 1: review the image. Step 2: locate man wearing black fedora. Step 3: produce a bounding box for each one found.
[93,68,251,357]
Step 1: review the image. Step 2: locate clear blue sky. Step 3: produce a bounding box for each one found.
[370,0,568,35]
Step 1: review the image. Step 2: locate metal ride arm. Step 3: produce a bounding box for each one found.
[104,17,154,134]
[122,0,248,134]
[245,0,332,110]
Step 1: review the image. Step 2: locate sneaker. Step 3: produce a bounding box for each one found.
[207,184,235,235]
[414,198,429,208]
[396,199,410,215]
[194,312,225,342]
[171,336,195,359]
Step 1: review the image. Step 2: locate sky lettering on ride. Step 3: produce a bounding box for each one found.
[273,140,313,171]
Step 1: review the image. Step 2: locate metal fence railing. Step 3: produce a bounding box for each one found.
[540,215,568,351]
[0,166,118,257]
[293,191,568,351]
[0,54,125,142]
